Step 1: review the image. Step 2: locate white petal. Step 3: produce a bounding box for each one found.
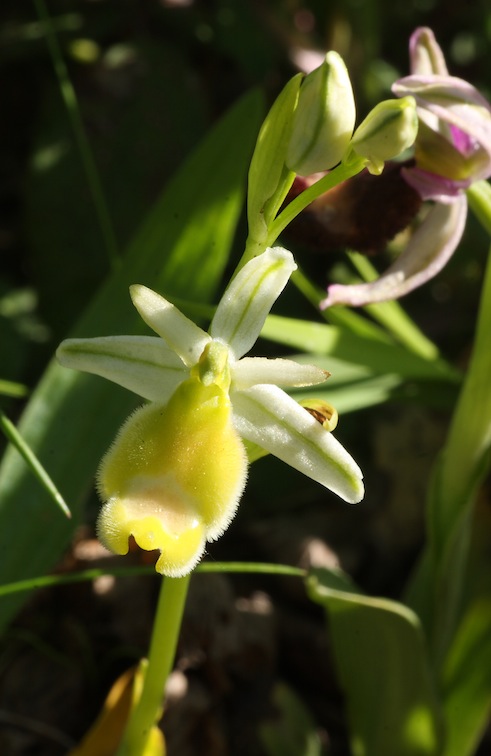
[233,357,329,390]
[56,336,188,402]
[232,384,364,504]
[130,285,210,367]
[210,247,297,359]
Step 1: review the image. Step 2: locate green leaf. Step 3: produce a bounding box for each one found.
[0,90,263,632]
[307,567,444,756]
[291,373,404,414]
[346,252,440,361]
[261,315,460,384]
[440,599,491,756]
[259,312,460,414]
[260,682,322,756]
[406,247,491,659]
[0,379,29,399]
[25,35,209,337]
[0,411,70,518]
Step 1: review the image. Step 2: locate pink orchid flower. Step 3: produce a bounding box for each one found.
[322,27,491,308]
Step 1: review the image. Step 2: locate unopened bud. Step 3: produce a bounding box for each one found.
[348,96,418,175]
[286,52,356,176]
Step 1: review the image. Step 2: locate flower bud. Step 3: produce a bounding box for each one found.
[349,96,418,175]
[286,51,356,176]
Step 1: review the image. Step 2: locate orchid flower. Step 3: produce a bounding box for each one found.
[57,248,363,577]
[321,27,491,307]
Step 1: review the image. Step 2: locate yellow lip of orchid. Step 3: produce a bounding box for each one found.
[57,247,364,576]
[96,379,247,577]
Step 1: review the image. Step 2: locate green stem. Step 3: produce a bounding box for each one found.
[33,0,120,272]
[239,158,367,273]
[265,158,366,246]
[467,180,491,235]
[118,574,191,755]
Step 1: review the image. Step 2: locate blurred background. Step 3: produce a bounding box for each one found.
[1,1,490,754]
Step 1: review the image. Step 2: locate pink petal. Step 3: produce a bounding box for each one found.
[320,196,467,307]
[409,27,449,76]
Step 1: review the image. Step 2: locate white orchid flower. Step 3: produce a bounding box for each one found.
[57,248,364,577]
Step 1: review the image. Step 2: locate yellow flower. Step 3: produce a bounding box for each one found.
[58,248,363,575]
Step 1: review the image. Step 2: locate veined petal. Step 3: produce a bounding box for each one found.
[210,247,297,359]
[130,285,210,368]
[56,336,188,402]
[321,196,467,306]
[232,357,329,390]
[232,384,364,504]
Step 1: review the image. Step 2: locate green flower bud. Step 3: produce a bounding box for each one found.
[286,52,356,176]
[349,96,418,175]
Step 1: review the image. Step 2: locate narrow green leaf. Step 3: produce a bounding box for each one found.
[307,567,444,756]
[347,252,440,360]
[261,315,460,384]
[260,683,322,756]
[291,373,403,414]
[440,599,491,756]
[0,90,263,631]
[0,412,71,518]
[0,379,29,399]
[407,246,491,659]
[33,0,120,270]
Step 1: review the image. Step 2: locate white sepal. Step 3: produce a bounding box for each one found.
[56,335,188,402]
[130,285,210,367]
[232,384,364,504]
[232,357,329,390]
[210,247,297,359]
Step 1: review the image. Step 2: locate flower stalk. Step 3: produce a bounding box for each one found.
[117,574,191,755]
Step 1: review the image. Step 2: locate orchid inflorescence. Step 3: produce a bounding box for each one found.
[58,26,487,581]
